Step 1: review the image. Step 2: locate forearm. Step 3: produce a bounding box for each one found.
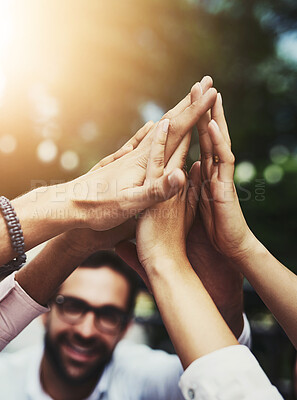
[233,237,297,349]
[15,232,88,306]
[145,255,238,369]
[0,185,81,266]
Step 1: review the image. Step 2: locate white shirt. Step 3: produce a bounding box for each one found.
[179,345,283,400]
[0,318,251,400]
[0,340,184,400]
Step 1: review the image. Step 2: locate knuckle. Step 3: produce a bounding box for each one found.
[152,156,164,169]
[148,182,159,199]
[202,151,213,160]
[229,153,235,164]
[198,127,209,136]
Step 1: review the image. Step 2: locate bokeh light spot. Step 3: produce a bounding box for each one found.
[277,31,297,65]
[0,134,17,154]
[60,150,79,171]
[269,145,290,165]
[234,161,256,183]
[79,121,99,142]
[263,164,284,184]
[37,139,58,163]
[139,102,164,123]
[29,84,60,124]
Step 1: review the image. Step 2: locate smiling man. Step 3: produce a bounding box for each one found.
[0,251,185,400]
[41,253,135,399]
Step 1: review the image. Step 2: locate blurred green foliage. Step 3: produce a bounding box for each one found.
[0,0,296,269]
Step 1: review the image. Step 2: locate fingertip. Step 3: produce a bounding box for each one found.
[190,82,202,103]
[190,160,201,174]
[161,118,170,133]
[208,87,218,97]
[191,82,202,94]
[209,119,219,131]
[168,168,185,189]
[200,75,213,92]
[201,75,213,85]
[203,88,217,107]
[146,120,155,128]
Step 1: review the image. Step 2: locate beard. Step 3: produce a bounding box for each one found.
[44,332,113,386]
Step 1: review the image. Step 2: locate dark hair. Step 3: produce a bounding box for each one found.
[79,250,140,317]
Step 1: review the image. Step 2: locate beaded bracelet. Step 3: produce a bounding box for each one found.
[0,196,26,275]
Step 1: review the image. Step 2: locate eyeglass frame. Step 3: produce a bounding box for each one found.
[52,294,130,335]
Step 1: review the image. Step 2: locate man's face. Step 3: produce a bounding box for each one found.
[43,266,130,384]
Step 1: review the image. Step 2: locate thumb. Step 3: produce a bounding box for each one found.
[115,241,152,293]
[123,168,186,216]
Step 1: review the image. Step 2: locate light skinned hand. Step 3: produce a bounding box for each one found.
[65,77,216,231]
[116,140,201,288]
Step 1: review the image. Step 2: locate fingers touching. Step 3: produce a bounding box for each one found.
[123,120,186,214]
[211,93,231,146]
[146,119,169,181]
[208,119,235,181]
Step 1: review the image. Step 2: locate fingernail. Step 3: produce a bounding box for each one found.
[210,119,219,130]
[162,118,169,133]
[192,81,202,95]
[217,93,222,103]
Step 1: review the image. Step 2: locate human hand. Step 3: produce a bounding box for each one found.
[192,90,255,260]
[186,210,244,337]
[66,77,216,231]
[115,136,201,287]
[59,219,136,260]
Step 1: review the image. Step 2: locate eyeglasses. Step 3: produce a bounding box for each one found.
[53,295,129,335]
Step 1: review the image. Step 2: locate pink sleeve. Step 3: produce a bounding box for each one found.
[0,272,48,351]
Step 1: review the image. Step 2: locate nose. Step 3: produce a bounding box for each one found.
[74,311,98,339]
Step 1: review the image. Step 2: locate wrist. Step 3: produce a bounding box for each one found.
[229,231,263,270]
[65,174,109,230]
[14,184,81,247]
[143,249,189,281]
[226,230,258,263]
[57,229,97,260]
[34,184,79,229]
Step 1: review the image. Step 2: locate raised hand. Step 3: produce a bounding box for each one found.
[191,90,254,260]
[66,77,216,231]
[116,133,201,288]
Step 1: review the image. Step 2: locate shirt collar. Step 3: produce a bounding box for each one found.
[86,360,114,400]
